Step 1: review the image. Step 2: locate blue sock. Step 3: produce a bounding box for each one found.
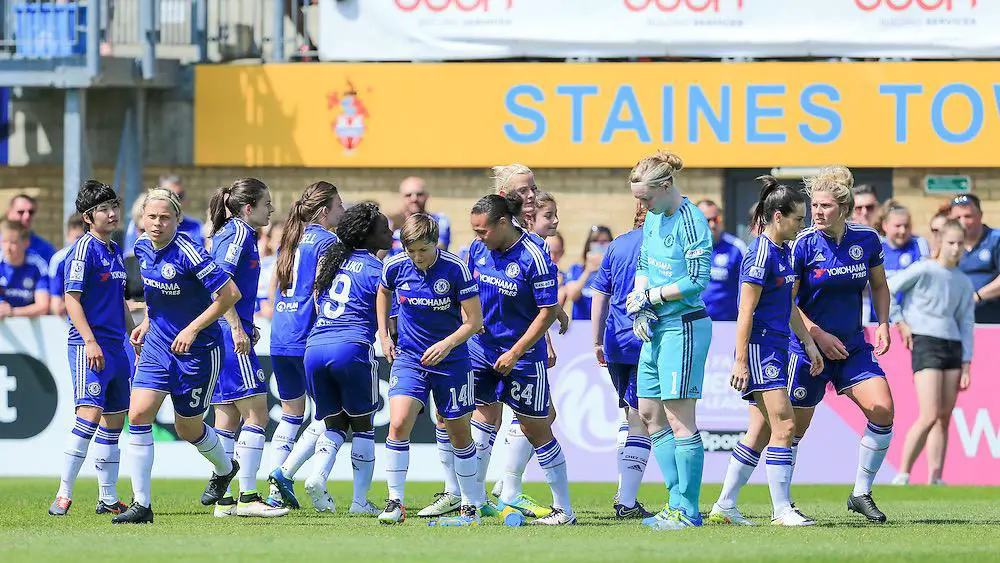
[650,428,678,502]
[673,433,705,521]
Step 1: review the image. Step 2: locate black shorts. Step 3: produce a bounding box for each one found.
[911,335,963,372]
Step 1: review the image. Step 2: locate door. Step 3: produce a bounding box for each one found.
[723,168,893,245]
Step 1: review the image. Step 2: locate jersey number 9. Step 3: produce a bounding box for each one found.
[322,273,352,319]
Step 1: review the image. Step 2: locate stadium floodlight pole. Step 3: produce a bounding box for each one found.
[86,0,100,79]
[273,0,286,63]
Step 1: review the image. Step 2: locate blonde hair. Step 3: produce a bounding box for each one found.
[629,150,684,189]
[491,163,533,194]
[141,187,182,219]
[400,213,439,248]
[803,165,854,218]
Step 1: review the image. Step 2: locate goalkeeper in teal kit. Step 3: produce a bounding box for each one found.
[624,151,713,531]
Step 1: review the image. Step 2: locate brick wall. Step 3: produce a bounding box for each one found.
[4,165,996,264]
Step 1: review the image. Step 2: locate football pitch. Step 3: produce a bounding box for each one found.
[4,479,1000,562]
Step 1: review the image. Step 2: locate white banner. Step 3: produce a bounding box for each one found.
[319,0,1000,61]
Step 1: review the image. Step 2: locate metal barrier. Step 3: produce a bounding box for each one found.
[0,0,318,63]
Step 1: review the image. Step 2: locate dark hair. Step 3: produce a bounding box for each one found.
[0,218,28,239]
[503,191,524,222]
[751,175,806,233]
[581,225,613,262]
[313,203,383,297]
[852,183,877,198]
[75,180,118,217]
[209,178,269,235]
[471,194,516,225]
[67,213,86,233]
[276,181,340,292]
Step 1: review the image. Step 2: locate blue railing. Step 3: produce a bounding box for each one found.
[0,0,317,63]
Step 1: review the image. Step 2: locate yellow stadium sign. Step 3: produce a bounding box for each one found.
[194,62,1000,168]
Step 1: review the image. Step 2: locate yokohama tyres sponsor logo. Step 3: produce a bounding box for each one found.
[624,0,744,12]
[855,0,976,11]
[394,0,513,12]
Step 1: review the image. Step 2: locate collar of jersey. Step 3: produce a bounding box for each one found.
[497,232,527,256]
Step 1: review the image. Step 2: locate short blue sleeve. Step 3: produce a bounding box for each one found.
[592,250,612,295]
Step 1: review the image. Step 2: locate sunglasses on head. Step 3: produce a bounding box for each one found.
[952,194,979,207]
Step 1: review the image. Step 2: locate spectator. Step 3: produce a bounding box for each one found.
[388,176,451,255]
[48,213,88,316]
[950,193,1000,323]
[851,184,882,232]
[927,204,952,259]
[564,225,613,320]
[123,197,147,307]
[123,175,203,256]
[877,202,930,322]
[547,231,567,305]
[697,199,746,322]
[0,219,50,318]
[888,219,974,485]
[6,193,56,262]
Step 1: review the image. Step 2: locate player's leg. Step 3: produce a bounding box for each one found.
[709,404,767,525]
[91,344,131,515]
[379,396,422,524]
[343,344,379,514]
[429,369,481,525]
[300,345,351,513]
[840,355,893,523]
[267,355,309,506]
[111,387,167,524]
[51,344,104,515]
[232,394,288,517]
[637,333,677,524]
[787,349,827,475]
[168,347,238,508]
[927,369,961,484]
[895,368,943,485]
[506,362,575,525]
[418,414,464,517]
[758,387,814,526]
[609,362,652,518]
[347,413,378,515]
[471,366,502,513]
[209,404,240,515]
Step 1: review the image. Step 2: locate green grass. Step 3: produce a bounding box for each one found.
[4,479,1000,562]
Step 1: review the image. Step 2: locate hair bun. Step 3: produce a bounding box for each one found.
[816,165,853,190]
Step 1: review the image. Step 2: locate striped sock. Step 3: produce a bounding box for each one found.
[128,424,154,507]
[271,414,304,470]
[471,420,497,495]
[309,429,347,484]
[673,433,705,520]
[385,439,410,502]
[436,427,460,496]
[57,417,98,498]
[717,442,760,509]
[765,446,794,516]
[615,421,630,493]
[281,419,324,479]
[618,434,651,508]
[535,438,572,514]
[93,426,122,503]
[236,424,266,495]
[854,422,893,496]
[351,430,376,505]
[453,442,480,507]
[194,423,232,476]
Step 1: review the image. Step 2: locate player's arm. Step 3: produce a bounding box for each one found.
[730,281,762,392]
[868,263,891,355]
[789,280,824,376]
[172,278,241,354]
[974,243,1000,303]
[376,285,396,364]
[217,231,251,354]
[423,296,482,367]
[590,251,613,366]
[494,259,560,375]
[64,289,106,370]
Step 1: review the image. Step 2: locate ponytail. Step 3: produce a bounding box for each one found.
[208,185,233,235]
[276,181,339,292]
[753,175,805,233]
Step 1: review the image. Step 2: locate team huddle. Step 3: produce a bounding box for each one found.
[47,151,897,529]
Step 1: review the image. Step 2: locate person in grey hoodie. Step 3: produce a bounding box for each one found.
[889,219,974,486]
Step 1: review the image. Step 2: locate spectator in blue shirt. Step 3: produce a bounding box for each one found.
[48,213,88,316]
[0,219,50,318]
[952,193,1000,324]
[564,225,613,321]
[388,176,451,255]
[6,193,56,263]
[697,199,747,321]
